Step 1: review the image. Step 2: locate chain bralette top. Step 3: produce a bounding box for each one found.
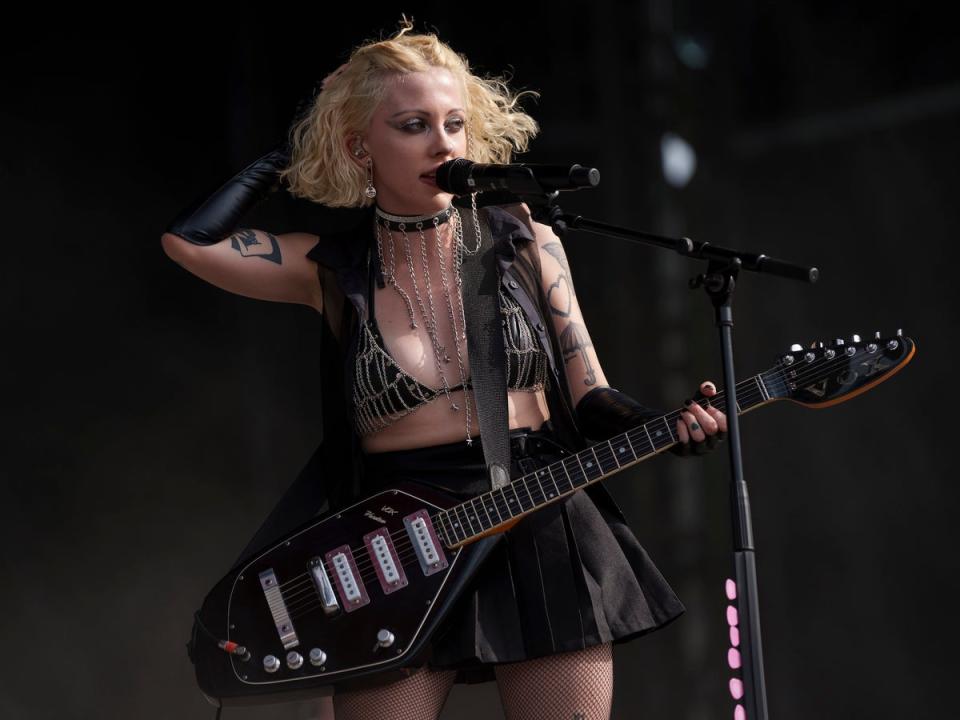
[351,250,549,438]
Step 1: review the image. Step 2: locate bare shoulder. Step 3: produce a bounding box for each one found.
[161,228,324,312]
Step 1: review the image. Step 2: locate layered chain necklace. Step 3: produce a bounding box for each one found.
[373,196,483,444]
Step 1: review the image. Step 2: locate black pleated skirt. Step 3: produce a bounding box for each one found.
[360,424,685,684]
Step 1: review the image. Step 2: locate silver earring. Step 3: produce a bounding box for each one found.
[364,158,377,199]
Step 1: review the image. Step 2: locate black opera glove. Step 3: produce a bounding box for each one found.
[164,141,292,246]
[575,385,664,442]
[575,386,725,458]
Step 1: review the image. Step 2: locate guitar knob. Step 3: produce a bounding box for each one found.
[286,651,304,670]
[263,655,281,673]
[309,648,328,667]
[376,629,396,648]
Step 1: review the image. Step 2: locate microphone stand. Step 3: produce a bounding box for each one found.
[513,188,819,720]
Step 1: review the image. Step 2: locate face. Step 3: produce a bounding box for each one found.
[351,67,467,215]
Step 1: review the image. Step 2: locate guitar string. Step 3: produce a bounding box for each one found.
[276,343,898,604]
[277,348,845,599]
[296,342,901,616]
[276,345,872,597]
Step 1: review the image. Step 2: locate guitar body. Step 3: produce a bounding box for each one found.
[192,482,497,706]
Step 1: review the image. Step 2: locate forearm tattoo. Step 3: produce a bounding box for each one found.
[228,228,282,264]
[560,322,597,386]
[544,242,572,318]
[545,242,596,385]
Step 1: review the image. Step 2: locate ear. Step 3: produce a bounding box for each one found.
[344,135,369,169]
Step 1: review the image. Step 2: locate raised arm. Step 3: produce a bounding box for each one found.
[161,229,322,311]
[160,142,323,312]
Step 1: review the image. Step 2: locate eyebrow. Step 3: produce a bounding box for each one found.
[389,108,465,118]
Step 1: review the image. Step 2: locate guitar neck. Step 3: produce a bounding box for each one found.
[435,371,780,549]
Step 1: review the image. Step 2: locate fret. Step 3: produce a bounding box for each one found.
[607,440,620,470]
[531,470,553,502]
[658,416,676,445]
[548,463,574,494]
[641,424,653,455]
[524,473,545,505]
[756,374,770,402]
[443,511,464,546]
[611,433,637,464]
[580,447,605,482]
[595,443,619,474]
[435,511,455,547]
[484,491,505,524]
[563,456,588,488]
[555,457,578,490]
[540,465,566,497]
[470,497,490,532]
[453,504,473,539]
[574,453,592,485]
[512,481,532,513]
[460,503,479,537]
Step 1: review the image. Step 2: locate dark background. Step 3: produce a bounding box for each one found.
[4,3,957,718]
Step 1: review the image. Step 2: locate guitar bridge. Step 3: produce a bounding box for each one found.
[258,568,298,649]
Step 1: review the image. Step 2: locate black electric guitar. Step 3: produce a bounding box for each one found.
[191,332,915,706]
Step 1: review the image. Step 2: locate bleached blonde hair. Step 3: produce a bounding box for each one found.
[279,19,540,207]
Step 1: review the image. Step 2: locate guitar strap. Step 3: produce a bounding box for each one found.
[459,207,511,490]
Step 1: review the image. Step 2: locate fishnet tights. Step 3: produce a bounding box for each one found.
[333,666,456,720]
[494,643,613,720]
[330,643,613,720]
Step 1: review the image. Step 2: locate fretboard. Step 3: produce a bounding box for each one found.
[433,371,779,548]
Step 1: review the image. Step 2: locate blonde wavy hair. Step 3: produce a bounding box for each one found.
[279,19,540,208]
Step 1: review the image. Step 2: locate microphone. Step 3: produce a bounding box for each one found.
[436,158,600,196]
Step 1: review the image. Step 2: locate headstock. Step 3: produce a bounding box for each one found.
[762,330,916,407]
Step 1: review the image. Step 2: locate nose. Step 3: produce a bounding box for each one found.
[430,127,457,158]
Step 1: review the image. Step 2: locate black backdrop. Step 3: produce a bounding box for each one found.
[4,3,958,718]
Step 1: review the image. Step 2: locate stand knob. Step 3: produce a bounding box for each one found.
[309,648,328,667]
[376,629,396,648]
[263,655,280,673]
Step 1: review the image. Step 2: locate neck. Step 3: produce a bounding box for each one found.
[374,203,454,231]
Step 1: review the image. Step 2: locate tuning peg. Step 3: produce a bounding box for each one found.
[874,331,881,340]
[834,338,845,346]
[851,334,861,343]
[790,343,803,352]
[897,328,903,337]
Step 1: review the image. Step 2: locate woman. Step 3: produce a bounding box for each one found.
[163,21,726,720]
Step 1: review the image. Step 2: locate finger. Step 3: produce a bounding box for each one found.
[684,400,719,434]
[682,410,706,443]
[709,407,728,433]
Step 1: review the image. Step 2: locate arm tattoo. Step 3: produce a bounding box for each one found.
[560,321,597,386]
[543,242,570,274]
[228,228,282,265]
[544,242,573,318]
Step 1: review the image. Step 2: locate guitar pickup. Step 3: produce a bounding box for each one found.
[404,510,449,577]
[258,568,299,649]
[308,557,340,616]
[363,529,408,595]
[324,545,370,613]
